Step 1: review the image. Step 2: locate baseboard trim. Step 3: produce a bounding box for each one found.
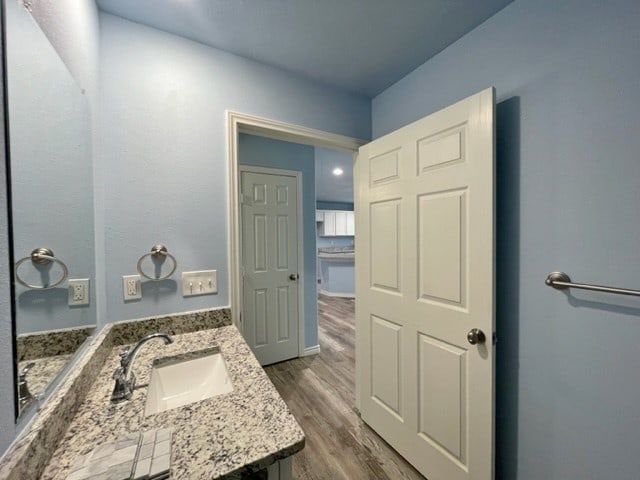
[319,289,355,298]
[301,345,321,357]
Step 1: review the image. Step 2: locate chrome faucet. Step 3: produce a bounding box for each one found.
[111,333,173,402]
[18,362,36,411]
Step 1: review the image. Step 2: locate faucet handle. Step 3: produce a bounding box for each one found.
[119,346,131,366]
[20,362,36,379]
[113,366,124,380]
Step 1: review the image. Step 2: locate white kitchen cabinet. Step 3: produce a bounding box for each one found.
[321,211,336,236]
[335,211,347,235]
[346,211,355,235]
[317,210,355,236]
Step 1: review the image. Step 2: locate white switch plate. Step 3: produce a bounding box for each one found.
[68,279,89,306]
[123,275,142,301]
[182,270,217,297]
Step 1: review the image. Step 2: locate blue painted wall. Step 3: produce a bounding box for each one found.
[373,1,640,478]
[238,133,318,348]
[99,13,370,325]
[316,201,353,211]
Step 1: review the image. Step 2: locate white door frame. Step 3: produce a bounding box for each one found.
[239,164,304,361]
[226,110,365,356]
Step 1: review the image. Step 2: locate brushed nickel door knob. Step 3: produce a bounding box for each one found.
[467,328,486,345]
[289,273,299,281]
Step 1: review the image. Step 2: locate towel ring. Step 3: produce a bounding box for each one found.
[136,244,177,281]
[15,248,69,289]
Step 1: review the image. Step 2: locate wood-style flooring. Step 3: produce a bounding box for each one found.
[264,295,425,480]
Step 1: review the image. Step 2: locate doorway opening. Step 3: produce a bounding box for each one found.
[227,111,363,361]
[315,147,356,301]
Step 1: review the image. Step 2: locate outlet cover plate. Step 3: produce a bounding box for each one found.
[182,270,217,297]
[123,275,142,301]
[68,279,90,306]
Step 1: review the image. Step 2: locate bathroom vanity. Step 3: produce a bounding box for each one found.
[0,310,304,480]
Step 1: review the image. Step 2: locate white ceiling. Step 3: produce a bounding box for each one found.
[315,148,354,204]
[96,0,513,97]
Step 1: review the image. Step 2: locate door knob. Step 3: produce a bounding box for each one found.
[289,273,299,281]
[467,328,486,345]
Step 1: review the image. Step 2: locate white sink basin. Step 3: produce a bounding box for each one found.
[144,347,233,416]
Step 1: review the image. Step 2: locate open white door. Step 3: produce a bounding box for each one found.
[240,167,301,366]
[355,88,495,480]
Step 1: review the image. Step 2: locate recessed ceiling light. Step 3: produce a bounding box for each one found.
[332,167,343,176]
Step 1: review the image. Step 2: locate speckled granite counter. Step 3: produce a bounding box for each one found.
[18,355,72,400]
[40,325,304,479]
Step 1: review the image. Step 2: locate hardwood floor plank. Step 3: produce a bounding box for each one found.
[265,295,425,480]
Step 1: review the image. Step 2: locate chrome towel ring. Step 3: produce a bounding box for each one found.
[136,244,177,281]
[15,248,69,289]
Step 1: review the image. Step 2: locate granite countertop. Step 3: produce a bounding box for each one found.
[317,246,355,260]
[318,252,355,260]
[40,325,305,480]
[317,247,354,254]
[18,355,72,400]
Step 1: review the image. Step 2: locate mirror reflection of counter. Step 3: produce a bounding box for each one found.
[317,247,355,298]
[16,326,95,412]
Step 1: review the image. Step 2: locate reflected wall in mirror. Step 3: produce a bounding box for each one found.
[6,1,96,418]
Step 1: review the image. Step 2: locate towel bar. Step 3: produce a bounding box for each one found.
[545,271,640,297]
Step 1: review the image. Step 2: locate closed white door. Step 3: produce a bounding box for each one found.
[241,168,300,366]
[356,88,495,480]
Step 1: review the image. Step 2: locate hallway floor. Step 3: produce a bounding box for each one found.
[264,295,425,480]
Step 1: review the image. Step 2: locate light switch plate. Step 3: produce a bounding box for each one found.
[182,270,217,297]
[123,275,142,301]
[68,279,90,306]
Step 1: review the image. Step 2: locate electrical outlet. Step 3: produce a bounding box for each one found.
[68,279,89,306]
[122,275,142,301]
[182,270,217,297]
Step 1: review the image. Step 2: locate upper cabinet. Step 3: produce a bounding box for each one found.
[321,211,336,236]
[346,211,355,236]
[317,210,354,236]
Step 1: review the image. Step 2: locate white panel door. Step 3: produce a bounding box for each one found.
[356,88,495,480]
[241,169,300,366]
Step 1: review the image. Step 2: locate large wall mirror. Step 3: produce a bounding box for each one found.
[6,1,96,419]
